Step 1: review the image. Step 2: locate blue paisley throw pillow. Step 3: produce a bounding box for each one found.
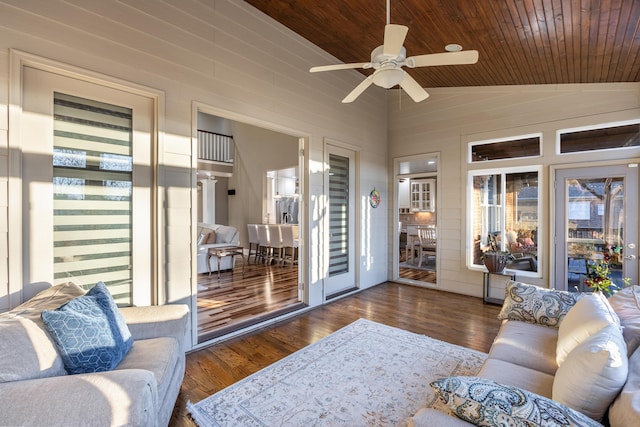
[498,281,585,328]
[430,376,602,427]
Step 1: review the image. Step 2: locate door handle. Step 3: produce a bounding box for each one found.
[624,254,637,260]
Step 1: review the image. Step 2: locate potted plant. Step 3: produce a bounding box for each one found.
[482,250,513,273]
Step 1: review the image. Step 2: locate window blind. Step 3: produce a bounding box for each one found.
[53,93,133,305]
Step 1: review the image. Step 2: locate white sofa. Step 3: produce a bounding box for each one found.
[0,282,189,426]
[410,282,640,427]
[196,223,240,274]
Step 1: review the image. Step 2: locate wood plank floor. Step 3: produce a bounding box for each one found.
[170,282,502,426]
[197,259,302,342]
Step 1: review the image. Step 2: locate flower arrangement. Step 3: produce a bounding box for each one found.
[585,246,630,295]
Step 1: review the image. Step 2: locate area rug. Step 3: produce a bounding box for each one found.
[188,318,487,426]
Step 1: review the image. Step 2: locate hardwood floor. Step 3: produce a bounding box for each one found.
[170,282,502,426]
[197,258,302,342]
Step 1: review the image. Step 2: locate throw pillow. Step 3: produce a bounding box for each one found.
[0,282,87,382]
[553,323,628,421]
[430,376,602,427]
[86,282,133,353]
[608,285,640,356]
[556,292,620,365]
[608,343,640,426]
[498,281,583,327]
[204,230,217,244]
[41,283,132,374]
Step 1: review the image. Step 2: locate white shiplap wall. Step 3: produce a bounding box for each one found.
[0,0,389,349]
[388,83,640,296]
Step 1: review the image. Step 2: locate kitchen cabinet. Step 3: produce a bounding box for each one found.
[398,179,410,213]
[410,179,435,212]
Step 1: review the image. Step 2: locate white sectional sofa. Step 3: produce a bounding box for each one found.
[0,282,189,426]
[196,223,240,274]
[410,281,640,427]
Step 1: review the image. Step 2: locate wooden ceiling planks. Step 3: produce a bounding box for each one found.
[244,0,640,89]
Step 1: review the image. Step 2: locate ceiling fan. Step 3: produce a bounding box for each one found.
[309,0,479,103]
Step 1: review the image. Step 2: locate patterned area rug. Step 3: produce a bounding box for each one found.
[188,319,487,426]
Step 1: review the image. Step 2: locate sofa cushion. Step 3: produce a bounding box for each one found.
[116,336,180,404]
[215,225,239,244]
[479,358,554,399]
[488,320,559,375]
[553,323,628,421]
[556,292,620,365]
[0,283,86,382]
[430,376,602,427]
[41,284,133,374]
[609,343,640,426]
[498,281,583,328]
[608,285,640,356]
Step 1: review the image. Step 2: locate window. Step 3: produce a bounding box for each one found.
[559,121,640,154]
[53,93,135,304]
[469,134,541,162]
[469,168,540,274]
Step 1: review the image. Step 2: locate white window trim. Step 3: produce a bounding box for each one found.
[466,165,543,279]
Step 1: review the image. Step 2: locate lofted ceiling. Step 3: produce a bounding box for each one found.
[244,0,640,90]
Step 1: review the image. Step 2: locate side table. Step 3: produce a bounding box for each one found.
[207,246,245,280]
[483,271,515,305]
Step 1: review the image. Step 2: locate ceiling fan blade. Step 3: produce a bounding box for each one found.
[399,73,429,102]
[383,24,408,56]
[342,75,375,103]
[309,62,369,72]
[407,50,479,68]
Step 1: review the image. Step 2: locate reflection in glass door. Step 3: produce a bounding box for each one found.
[555,165,638,292]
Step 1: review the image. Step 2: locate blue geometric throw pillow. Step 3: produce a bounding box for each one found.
[430,376,603,427]
[41,282,132,374]
[86,282,133,354]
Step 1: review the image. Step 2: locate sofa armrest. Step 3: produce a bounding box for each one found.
[0,369,157,426]
[120,304,189,346]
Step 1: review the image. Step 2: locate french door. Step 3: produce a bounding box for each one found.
[554,164,638,291]
[18,65,154,305]
[324,144,357,297]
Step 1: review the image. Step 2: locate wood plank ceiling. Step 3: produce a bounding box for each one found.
[244,0,640,89]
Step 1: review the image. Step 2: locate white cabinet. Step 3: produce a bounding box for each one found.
[410,179,435,212]
[398,179,410,213]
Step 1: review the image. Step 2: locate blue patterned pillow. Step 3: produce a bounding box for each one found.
[86,282,133,353]
[498,281,585,328]
[430,376,603,427]
[41,282,132,374]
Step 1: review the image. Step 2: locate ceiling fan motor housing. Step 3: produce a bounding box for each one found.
[370,45,407,88]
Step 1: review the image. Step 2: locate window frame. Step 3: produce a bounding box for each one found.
[556,119,640,156]
[467,133,542,163]
[466,165,543,278]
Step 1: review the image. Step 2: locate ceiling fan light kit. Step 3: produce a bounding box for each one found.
[309,0,479,103]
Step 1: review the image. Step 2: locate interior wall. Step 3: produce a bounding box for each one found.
[0,0,389,349]
[229,122,298,248]
[388,83,640,297]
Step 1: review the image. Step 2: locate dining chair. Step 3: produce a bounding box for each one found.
[247,224,259,264]
[417,227,437,268]
[257,224,271,264]
[267,224,285,265]
[280,225,299,267]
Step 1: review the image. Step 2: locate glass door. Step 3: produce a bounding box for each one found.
[555,164,638,292]
[324,145,356,298]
